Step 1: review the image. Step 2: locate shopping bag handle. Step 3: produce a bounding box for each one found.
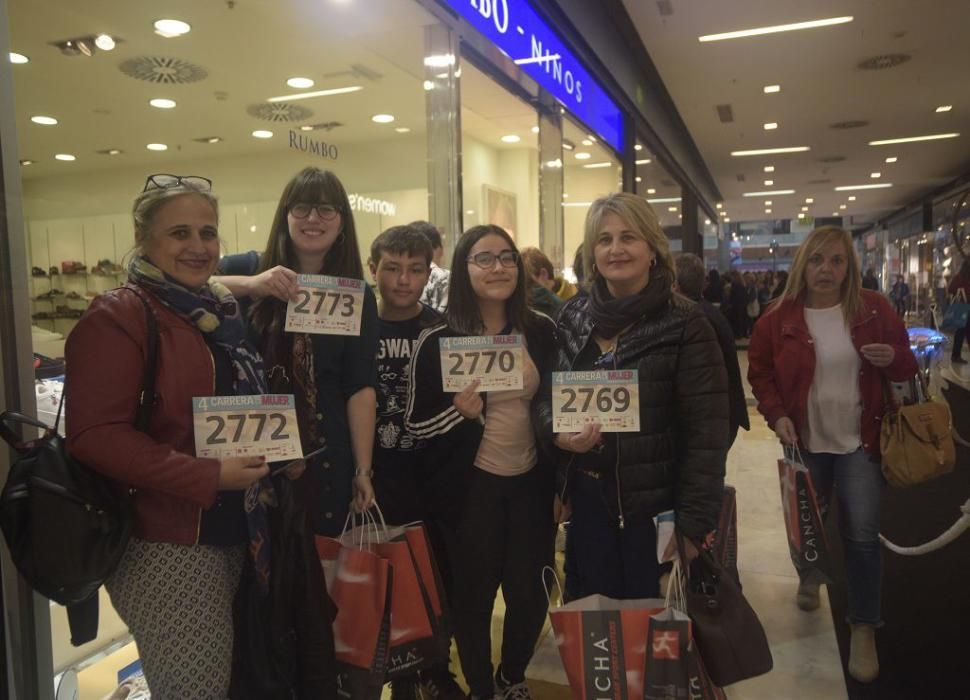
[541,565,564,608]
[783,443,804,466]
[665,557,688,612]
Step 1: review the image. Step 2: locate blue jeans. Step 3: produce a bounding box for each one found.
[799,448,885,626]
[564,472,660,601]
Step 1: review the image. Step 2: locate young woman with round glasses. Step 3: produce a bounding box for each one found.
[216,167,377,536]
[405,225,557,700]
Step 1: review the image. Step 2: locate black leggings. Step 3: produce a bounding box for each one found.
[446,466,555,697]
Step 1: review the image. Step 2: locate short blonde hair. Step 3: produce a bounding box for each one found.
[782,225,864,322]
[582,193,673,283]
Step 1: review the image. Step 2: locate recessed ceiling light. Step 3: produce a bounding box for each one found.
[705,219,711,225]
[763,85,781,94]
[870,172,881,178]
[648,188,657,194]
[252,130,273,139]
[9,52,29,64]
[723,217,731,222]
[635,144,643,151]
[395,127,411,133]
[371,114,395,124]
[574,152,592,160]
[154,19,191,38]
[582,162,613,169]
[94,34,116,51]
[635,176,642,182]
[716,202,723,209]
[764,122,778,130]
[764,179,774,186]
[146,143,168,151]
[848,195,857,201]
[54,153,76,161]
[287,77,315,89]
[869,133,959,145]
[501,134,520,143]
[581,139,593,146]
[832,212,839,216]
[839,204,847,209]
[801,206,809,211]
[19,159,33,165]
[765,200,772,206]
[562,193,569,198]
[149,98,176,109]
[765,208,772,213]
[423,80,434,91]
[806,197,814,203]
[635,159,652,165]
[95,148,123,155]
[742,189,796,197]
[300,125,313,131]
[731,146,810,156]
[798,212,806,218]
[587,135,596,142]
[646,197,681,203]
[764,165,775,172]
[834,183,893,191]
[531,126,539,134]
[935,105,953,113]
[668,206,678,212]
[268,86,363,103]
[31,115,58,125]
[698,16,853,42]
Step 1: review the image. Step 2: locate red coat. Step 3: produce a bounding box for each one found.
[66,284,221,544]
[748,290,918,457]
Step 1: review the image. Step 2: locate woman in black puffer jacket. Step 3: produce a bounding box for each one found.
[538,192,729,600]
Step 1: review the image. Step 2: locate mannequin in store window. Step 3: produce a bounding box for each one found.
[214,167,378,536]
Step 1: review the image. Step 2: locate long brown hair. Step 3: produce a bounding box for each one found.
[446,225,535,335]
[778,225,864,323]
[250,167,364,333]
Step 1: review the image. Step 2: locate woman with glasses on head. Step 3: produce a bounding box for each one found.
[217,167,377,535]
[405,225,557,700]
[65,175,273,696]
[748,225,917,683]
[539,192,729,603]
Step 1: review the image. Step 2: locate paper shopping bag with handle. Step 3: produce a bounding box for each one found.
[778,447,834,584]
[643,607,725,700]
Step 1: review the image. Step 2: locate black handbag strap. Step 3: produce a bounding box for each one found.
[52,286,159,434]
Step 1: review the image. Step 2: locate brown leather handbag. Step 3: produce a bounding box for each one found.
[880,376,956,488]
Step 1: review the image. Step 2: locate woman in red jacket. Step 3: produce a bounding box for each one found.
[748,225,917,684]
[66,176,274,697]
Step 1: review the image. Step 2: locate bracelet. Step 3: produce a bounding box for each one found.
[354,468,373,478]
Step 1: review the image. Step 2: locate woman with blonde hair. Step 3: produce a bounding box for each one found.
[748,225,917,683]
[539,192,729,601]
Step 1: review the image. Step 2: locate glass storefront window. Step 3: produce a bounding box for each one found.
[8,0,441,694]
[562,116,621,274]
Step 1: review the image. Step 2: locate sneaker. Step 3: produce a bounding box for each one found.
[495,669,532,700]
[419,667,466,699]
[391,678,422,700]
[796,580,820,611]
[848,623,879,682]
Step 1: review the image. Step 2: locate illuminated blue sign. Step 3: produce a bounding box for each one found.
[443,0,624,152]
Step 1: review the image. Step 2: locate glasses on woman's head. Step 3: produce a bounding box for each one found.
[289,203,340,221]
[467,250,520,270]
[143,174,212,193]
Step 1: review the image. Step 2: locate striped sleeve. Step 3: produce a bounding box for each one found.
[404,324,466,438]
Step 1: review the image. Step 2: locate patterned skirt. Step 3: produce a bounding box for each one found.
[105,538,245,700]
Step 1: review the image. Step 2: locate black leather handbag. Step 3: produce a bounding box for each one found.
[0,290,157,609]
[681,534,774,687]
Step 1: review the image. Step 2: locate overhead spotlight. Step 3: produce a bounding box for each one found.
[94,34,116,51]
[51,34,123,57]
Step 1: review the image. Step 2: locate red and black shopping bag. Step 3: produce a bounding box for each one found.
[644,608,725,700]
[548,590,666,699]
[777,448,834,583]
[316,536,392,700]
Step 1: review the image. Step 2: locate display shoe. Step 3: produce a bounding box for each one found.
[495,668,533,700]
[390,679,422,700]
[49,266,59,276]
[848,623,879,682]
[796,580,820,611]
[31,266,46,277]
[419,667,466,699]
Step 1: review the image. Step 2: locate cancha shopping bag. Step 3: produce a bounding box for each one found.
[778,447,834,584]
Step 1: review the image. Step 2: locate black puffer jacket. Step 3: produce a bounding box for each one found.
[538,291,729,540]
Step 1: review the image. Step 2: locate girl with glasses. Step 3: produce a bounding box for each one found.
[216,167,378,536]
[537,192,729,603]
[405,225,557,700]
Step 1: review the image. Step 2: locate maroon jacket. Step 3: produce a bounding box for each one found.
[748,290,918,457]
[66,284,221,544]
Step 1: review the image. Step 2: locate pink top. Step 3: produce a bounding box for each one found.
[475,349,539,476]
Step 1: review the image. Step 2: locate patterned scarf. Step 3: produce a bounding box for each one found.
[128,256,276,593]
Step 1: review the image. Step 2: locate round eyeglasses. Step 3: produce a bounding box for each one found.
[289,203,340,221]
[467,250,520,269]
